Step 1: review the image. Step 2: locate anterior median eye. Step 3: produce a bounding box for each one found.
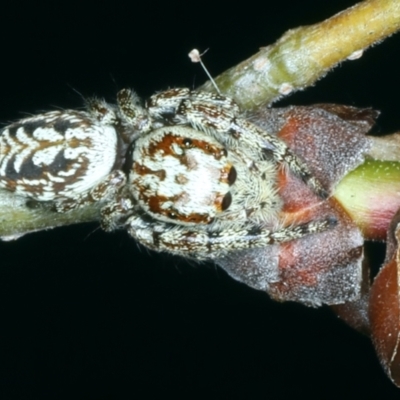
[228,166,237,185]
[221,192,232,211]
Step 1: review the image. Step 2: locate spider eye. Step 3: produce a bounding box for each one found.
[182,138,192,147]
[168,211,177,219]
[221,192,232,211]
[228,166,237,185]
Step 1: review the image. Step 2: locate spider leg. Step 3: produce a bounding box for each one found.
[146,88,191,118]
[177,98,328,199]
[234,119,328,198]
[126,215,336,259]
[100,191,135,231]
[116,89,152,134]
[146,89,240,120]
[86,97,118,126]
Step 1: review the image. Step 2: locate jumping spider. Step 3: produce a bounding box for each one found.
[0,87,334,258]
[101,88,334,259]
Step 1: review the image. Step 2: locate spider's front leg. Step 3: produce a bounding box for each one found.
[116,89,152,135]
[176,93,328,199]
[146,89,240,123]
[233,118,328,198]
[125,215,336,259]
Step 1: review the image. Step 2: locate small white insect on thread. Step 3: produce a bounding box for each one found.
[188,49,221,95]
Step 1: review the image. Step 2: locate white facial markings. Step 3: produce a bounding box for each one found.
[131,126,232,225]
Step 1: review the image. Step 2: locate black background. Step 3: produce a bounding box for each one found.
[0,0,399,398]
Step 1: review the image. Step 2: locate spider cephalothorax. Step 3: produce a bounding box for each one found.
[101,88,334,259]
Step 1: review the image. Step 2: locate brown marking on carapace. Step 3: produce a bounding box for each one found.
[147,132,226,161]
[145,194,168,215]
[133,162,166,181]
[145,193,213,224]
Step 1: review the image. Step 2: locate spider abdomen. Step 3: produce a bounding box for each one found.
[0,110,118,202]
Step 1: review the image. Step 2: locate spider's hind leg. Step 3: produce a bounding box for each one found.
[126,215,336,259]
